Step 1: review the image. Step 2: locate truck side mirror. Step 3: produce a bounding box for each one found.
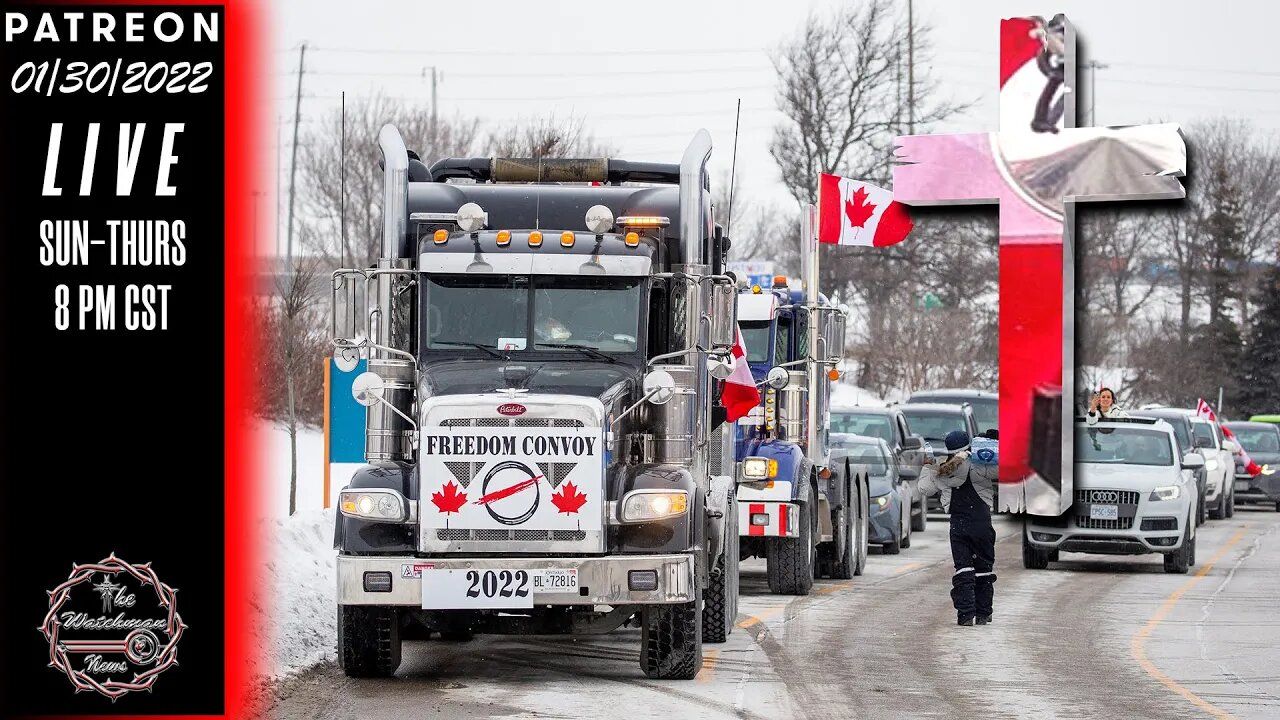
[707,280,736,353]
[1182,453,1205,470]
[901,436,924,451]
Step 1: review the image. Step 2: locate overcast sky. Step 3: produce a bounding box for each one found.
[263,0,1280,255]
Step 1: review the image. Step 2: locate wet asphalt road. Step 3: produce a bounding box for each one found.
[262,507,1280,720]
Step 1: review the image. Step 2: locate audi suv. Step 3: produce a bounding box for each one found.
[1024,417,1203,574]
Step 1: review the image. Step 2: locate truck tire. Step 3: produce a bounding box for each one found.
[702,502,739,643]
[831,477,855,579]
[338,605,401,678]
[1225,486,1235,517]
[1022,531,1050,570]
[640,601,702,680]
[766,500,815,595]
[852,479,869,576]
[900,510,912,549]
[911,495,928,532]
[1163,527,1192,574]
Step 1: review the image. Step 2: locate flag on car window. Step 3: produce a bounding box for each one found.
[817,174,914,247]
[721,326,762,422]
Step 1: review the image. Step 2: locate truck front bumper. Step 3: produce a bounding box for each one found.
[338,554,695,607]
[738,501,799,538]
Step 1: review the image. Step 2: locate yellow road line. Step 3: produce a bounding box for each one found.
[697,649,719,683]
[815,581,854,595]
[892,561,926,575]
[736,604,785,629]
[1130,527,1248,720]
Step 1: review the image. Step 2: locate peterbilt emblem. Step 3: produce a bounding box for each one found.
[498,403,527,417]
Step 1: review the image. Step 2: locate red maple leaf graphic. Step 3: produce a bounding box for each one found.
[550,481,588,514]
[845,186,877,228]
[431,480,467,514]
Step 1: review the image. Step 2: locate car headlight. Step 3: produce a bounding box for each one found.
[340,489,408,521]
[620,490,689,522]
[872,495,889,509]
[1149,485,1181,501]
[741,456,778,480]
[1206,458,1220,471]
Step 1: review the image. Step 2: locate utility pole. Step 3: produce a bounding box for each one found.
[907,0,915,134]
[422,66,439,142]
[275,119,282,258]
[1084,59,1109,126]
[286,42,307,269]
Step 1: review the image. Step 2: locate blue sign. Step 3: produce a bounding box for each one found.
[328,358,367,463]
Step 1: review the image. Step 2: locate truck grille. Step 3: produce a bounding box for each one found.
[436,529,587,542]
[440,418,584,428]
[1076,516,1135,530]
[1077,489,1140,505]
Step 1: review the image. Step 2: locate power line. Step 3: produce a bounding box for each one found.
[306,44,770,57]
[281,65,775,80]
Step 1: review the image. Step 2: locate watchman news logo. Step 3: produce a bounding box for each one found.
[40,553,185,700]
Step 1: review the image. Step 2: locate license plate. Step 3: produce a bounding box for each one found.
[1089,504,1119,520]
[1235,480,1251,492]
[421,569,576,609]
[531,568,578,593]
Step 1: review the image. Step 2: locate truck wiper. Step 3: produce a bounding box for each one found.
[431,340,508,360]
[538,343,618,363]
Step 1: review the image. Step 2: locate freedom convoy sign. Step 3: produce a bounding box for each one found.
[417,426,605,609]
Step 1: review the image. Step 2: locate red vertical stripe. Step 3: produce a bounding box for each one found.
[748,504,765,536]
[818,173,843,244]
[999,243,1062,486]
[778,504,789,536]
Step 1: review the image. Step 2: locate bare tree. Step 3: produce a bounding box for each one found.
[274,260,325,516]
[488,113,616,158]
[298,94,482,268]
[769,0,966,205]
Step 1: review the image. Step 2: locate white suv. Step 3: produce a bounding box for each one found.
[1024,418,1203,574]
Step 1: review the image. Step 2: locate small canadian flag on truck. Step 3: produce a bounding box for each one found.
[817,173,914,247]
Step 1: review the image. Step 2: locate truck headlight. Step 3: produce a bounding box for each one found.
[1149,485,1181,501]
[340,489,408,522]
[620,490,689,522]
[742,457,778,479]
[1206,458,1220,472]
[872,495,890,510]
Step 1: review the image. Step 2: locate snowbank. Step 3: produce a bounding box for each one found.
[261,507,338,678]
[831,383,887,407]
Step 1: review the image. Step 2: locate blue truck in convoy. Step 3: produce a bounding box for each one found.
[733,210,868,595]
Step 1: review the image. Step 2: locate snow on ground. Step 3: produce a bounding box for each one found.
[261,506,338,678]
[831,382,887,407]
[255,420,344,679]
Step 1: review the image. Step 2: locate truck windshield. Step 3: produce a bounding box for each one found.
[1076,427,1174,466]
[831,412,894,444]
[424,275,643,353]
[740,321,771,363]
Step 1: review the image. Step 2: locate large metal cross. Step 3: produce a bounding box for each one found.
[893,15,1186,514]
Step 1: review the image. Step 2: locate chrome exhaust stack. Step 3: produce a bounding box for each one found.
[366,124,416,463]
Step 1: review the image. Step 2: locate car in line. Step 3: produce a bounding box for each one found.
[907,388,998,435]
[898,402,982,513]
[831,433,913,554]
[1024,417,1203,574]
[1146,407,1237,519]
[830,405,930,531]
[1223,421,1280,512]
[1130,408,1208,525]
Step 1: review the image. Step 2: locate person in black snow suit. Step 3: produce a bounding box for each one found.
[919,430,997,626]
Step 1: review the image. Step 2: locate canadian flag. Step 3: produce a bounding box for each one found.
[720,326,762,422]
[1197,398,1272,477]
[817,173,914,247]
